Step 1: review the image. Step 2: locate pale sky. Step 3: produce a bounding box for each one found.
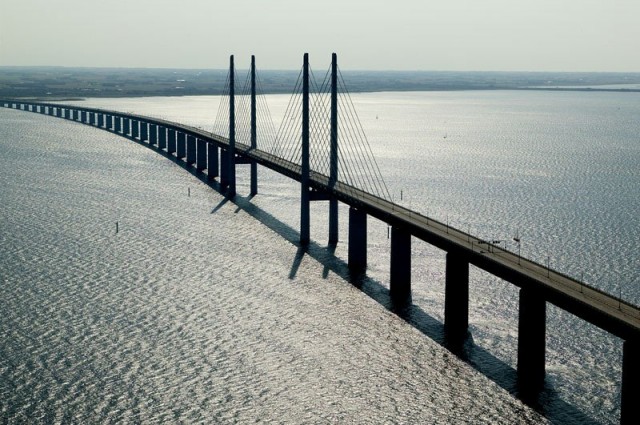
[1,0,638,72]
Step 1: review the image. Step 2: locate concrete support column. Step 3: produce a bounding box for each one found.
[186,135,196,165]
[140,121,148,142]
[348,207,367,273]
[517,287,546,394]
[176,132,186,159]
[81,110,86,123]
[220,148,228,188]
[158,126,167,150]
[167,129,176,154]
[105,114,111,130]
[124,118,131,135]
[196,139,207,171]
[621,339,640,425]
[98,113,104,128]
[390,226,411,300]
[444,252,470,344]
[132,120,139,139]
[208,144,219,179]
[73,109,80,121]
[149,125,158,146]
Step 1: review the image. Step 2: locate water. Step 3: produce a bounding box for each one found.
[1,90,638,424]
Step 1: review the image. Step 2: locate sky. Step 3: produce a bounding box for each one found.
[1,0,639,72]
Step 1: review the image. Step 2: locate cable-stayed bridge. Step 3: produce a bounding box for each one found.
[1,53,638,425]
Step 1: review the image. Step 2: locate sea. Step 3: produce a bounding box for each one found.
[1,90,638,424]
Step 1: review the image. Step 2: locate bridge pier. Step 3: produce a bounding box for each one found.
[208,144,219,179]
[196,139,207,171]
[187,135,196,165]
[149,124,157,146]
[444,252,470,346]
[81,110,87,123]
[97,113,104,128]
[124,118,130,136]
[390,226,411,300]
[348,207,367,273]
[158,126,166,150]
[177,132,186,159]
[140,121,148,142]
[168,129,176,155]
[115,116,122,133]
[517,287,546,394]
[132,120,139,139]
[621,339,640,425]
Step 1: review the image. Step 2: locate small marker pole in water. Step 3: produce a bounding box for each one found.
[116,221,119,234]
[188,187,191,197]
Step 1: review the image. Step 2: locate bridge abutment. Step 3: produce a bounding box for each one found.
[390,226,411,300]
[517,287,546,394]
[444,252,470,345]
[348,207,367,273]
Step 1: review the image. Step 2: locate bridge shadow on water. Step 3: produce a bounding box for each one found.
[131,137,599,425]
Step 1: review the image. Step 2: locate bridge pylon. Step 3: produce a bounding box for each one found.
[299,52,340,246]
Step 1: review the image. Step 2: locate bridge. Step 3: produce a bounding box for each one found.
[2,53,639,425]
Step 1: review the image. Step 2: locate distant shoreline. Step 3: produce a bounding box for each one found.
[2,67,639,99]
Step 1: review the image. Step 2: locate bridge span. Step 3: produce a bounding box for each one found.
[2,56,639,424]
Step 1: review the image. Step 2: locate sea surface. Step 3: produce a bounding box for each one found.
[1,90,638,424]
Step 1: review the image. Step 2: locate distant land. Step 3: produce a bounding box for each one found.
[1,66,640,99]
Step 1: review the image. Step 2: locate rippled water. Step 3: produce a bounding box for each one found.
[1,90,638,424]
